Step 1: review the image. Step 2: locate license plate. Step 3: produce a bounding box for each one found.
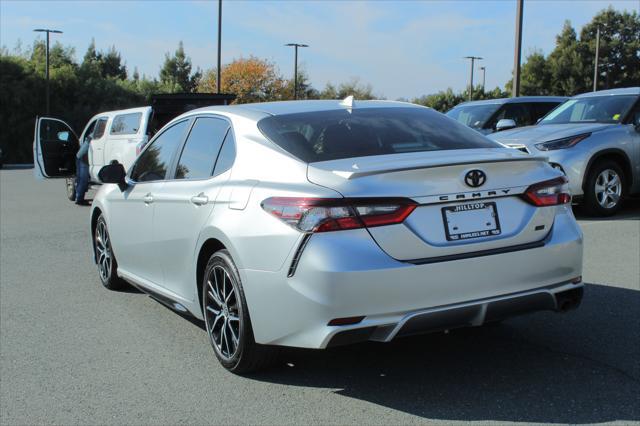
[441,202,501,241]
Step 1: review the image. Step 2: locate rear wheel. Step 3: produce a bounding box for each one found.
[94,215,127,290]
[66,177,76,201]
[202,249,279,374]
[583,160,625,216]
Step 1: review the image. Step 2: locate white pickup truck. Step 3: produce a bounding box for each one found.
[33,94,236,200]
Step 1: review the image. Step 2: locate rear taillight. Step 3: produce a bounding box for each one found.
[261,197,417,233]
[522,176,571,206]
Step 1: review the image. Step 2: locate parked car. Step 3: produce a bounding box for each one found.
[37,98,584,373]
[446,96,567,134]
[33,93,236,201]
[489,87,640,216]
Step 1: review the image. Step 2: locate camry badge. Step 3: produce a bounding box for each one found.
[464,169,486,188]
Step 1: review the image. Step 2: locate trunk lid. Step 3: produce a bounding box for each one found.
[307,148,558,261]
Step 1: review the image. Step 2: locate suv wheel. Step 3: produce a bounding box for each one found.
[583,160,625,216]
[66,177,76,201]
[94,215,127,290]
[202,249,279,374]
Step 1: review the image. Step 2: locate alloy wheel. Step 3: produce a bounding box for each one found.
[594,169,622,209]
[95,220,112,282]
[205,265,241,360]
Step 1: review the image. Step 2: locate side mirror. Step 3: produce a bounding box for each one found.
[98,161,127,192]
[496,118,517,132]
[57,131,70,141]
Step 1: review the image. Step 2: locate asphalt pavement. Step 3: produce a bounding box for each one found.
[1,168,639,425]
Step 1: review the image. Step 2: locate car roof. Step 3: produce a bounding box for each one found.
[573,87,640,98]
[453,96,568,107]
[186,99,423,119]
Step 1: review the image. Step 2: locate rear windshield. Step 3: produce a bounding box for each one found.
[258,107,500,163]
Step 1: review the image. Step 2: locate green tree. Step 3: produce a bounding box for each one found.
[319,78,375,100]
[159,41,201,93]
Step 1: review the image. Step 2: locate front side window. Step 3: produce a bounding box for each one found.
[111,112,142,135]
[82,120,97,143]
[488,103,532,128]
[260,107,500,163]
[446,104,501,129]
[131,120,188,182]
[93,118,108,139]
[541,95,638,125]
[175,117,229,180]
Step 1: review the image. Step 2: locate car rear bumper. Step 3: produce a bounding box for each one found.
[240,206,583,348]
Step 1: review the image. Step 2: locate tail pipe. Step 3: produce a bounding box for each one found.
[554,287,584,312]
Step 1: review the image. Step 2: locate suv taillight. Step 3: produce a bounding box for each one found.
[522,176,571,206]
[261,197,417,233]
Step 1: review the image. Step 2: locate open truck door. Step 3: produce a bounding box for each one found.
[33,117,79,179]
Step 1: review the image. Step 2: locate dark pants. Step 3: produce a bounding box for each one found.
[75,159,90,202]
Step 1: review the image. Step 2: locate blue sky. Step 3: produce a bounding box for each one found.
[1,0,637,99]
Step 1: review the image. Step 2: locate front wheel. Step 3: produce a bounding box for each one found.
[94,215,127,290]
[202,250,279,374]
[583,160,625,217]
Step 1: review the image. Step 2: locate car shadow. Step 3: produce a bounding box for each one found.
[243,283,639,423]
[573,198,640,221]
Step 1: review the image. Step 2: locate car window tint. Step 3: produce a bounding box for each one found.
[82,120,97,143]
[213,130,236,176]
[534,103,561,121]
[259,107,500,163]
[494,103,532,127]
[110,112,142,135]
[131,120,188,182]
[93,118,108,139]
[175,117,229,180]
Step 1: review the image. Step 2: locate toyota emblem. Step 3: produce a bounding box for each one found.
[464,169,486,188]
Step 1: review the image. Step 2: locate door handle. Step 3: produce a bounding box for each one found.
[190,193,209,206]
[143,193,154,204]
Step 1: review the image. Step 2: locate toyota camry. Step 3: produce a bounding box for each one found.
[77,98,583,373]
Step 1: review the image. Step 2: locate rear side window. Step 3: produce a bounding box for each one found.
[110,112,142,135]
[258,107,500,163]
[131,120,188,182]
[93,118,108,139]
[175,117,230,180]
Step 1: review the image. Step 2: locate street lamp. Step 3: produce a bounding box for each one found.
[33,28,63,115]
[464,56,482,101]
[285,43,308,100]
[480,66,486,92]
[512,0,524,97]
[216,0,222,94]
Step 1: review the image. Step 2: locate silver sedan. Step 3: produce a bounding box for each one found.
[86,99,583,373]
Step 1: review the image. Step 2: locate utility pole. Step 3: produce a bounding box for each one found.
[512,0,524,97]
[464,56,482,101]
[285,43,308,100]
[33,28,62,115]
[216,0,222,93]
[593,26,600,92]
[480,66,486,92]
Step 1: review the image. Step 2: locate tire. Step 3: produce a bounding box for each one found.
[202,249,279,374]
[94,215,127,290]
[583,160,625,217]
[66,177,76,201]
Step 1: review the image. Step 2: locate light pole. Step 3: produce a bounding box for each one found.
[512,0,524,97]
[285,43,308,100]
[216,0,222,94]
[480,66,486,92]
[33,28,62,115]
[593,25,600,92]
[464,56,482,101]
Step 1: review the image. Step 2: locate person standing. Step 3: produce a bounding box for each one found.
[74,137,91,205]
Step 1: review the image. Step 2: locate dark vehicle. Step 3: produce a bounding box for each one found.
[446,96,567,135]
